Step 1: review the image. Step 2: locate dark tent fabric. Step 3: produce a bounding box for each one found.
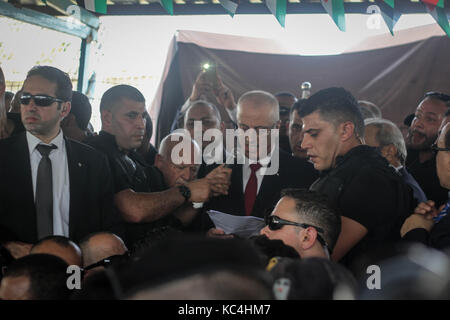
[151,26,450,145]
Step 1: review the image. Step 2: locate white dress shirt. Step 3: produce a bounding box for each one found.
[27,131,70,237]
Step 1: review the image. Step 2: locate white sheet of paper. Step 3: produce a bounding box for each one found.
[207,210,265,238]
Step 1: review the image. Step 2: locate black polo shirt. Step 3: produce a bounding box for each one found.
[85,131,182,246]
[310,145,415,274]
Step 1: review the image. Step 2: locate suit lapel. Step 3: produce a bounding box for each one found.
[12,133,37,237]
[65,138,83,239]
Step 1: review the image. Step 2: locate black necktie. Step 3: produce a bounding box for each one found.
[35,144,57,240]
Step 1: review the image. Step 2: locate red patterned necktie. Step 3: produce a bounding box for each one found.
[244,163,262,216]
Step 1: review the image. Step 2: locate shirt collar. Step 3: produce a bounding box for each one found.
[27,130,64,156]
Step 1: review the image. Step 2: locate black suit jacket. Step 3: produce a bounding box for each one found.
[0,132,120,244]
[190,151,318,231]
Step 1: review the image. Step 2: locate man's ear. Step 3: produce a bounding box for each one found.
[340,121,356,142]
[101,110,113,128]
[299,227,318,250]
[60,102,71,118]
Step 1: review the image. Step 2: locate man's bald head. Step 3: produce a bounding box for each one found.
[80,232,128,268]
[237,90,280,124]
[30,236,82,267]
[158,132,201,162]
[156,132,201,187]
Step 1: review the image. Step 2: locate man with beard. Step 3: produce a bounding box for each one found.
[405,92,450,206]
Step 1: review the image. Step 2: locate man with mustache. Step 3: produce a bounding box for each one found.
[406,92,450,207]
[0,66,118,258]
[86,85,231,246]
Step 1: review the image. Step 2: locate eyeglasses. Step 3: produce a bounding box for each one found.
[431,143,450,154]
[20,93,64,107]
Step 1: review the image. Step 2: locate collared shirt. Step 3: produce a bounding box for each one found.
[27,130,70,237]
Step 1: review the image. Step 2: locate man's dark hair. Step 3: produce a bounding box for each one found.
[423,91,450,108]
[26,66,72,102]
[270,257,357,300]
[117,236,272,299]
[298,87,364,140]
[290,99,307,118]
[3,254,70,300]
[70,91,92,131]
[31,235,75,251]
[185,100,222,123]
[100,84,145,113]
[275,92,297,99]
[280,188,341,252]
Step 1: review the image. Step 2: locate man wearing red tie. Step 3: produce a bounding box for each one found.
[196,90,318,237]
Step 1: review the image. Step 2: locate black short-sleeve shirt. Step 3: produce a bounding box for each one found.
[85,131,181,246]
[310,146,415,271]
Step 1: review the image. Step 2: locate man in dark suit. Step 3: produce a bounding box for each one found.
[195,90,318,235]
[364,118,427,204]
[0,66,118,258]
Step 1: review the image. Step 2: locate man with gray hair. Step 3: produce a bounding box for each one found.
[365,118,427,204]
[358,100,382,120]
[197,90,318,237]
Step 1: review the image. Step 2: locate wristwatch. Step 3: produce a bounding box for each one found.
[177,185,191,202]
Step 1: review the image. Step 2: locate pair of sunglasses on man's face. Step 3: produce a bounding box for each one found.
[20,93,64,107]
[264,214,328,248]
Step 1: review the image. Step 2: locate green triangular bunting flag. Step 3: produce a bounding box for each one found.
[219,0,239,17]
[265,0,287,27]
[159,0,173,15]
[321,0,346,32]
[375,0,401,36]
[84,0,107,14]
[422,0,444,9]
[424,2,450,37]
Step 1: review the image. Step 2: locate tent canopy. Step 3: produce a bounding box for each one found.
[152,24,450,144]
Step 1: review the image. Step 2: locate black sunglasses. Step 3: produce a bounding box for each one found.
[84,252,130,271]
[265,215,329,249]
[264,214,323,233]
[431,143,450,154]
[20,93,65,107]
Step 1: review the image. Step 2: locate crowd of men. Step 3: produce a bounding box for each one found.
[0,64,450,300]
